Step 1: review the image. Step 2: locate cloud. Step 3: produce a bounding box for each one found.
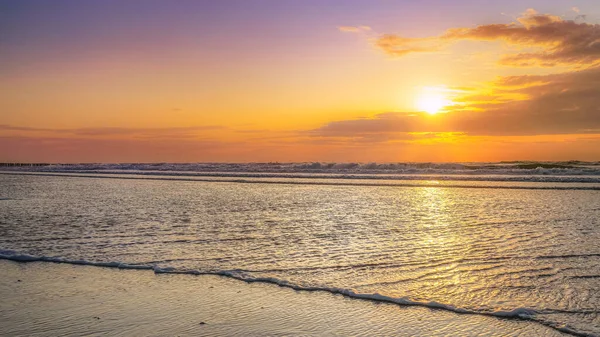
[475,66,600,134]
[375,8,600,67]
[0,125,224,139]
[375,35,442,56]
[312,112,425,137]
[0,135,243,163]
[309,65,600,138]
[0,125,55,132]
[513,8,562,28]
[338,25,371,33]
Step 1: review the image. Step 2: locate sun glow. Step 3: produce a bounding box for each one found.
[416,86,452,115]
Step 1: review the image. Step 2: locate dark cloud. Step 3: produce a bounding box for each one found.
[313,112,419,135]
[310,66,600,138]
[309,112,442,143]
[311,112,454,141]
[375,9,600,67]
[475,66,600,134]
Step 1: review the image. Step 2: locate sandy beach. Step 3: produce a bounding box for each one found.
[0,260,567,336]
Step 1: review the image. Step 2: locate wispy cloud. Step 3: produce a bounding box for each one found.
[375,35,442,56]
[0,125,224,139]
[338,25,371,33]
[0,135,240,163]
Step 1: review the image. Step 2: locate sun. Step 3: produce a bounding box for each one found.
[416,86,452,115]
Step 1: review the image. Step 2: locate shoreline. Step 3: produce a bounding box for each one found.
[0,260,569,336]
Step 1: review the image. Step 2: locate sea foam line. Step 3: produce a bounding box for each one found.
[3,161,600,176]
[0,250,594,337]
[4,168,600,183]
[2,172,600,190]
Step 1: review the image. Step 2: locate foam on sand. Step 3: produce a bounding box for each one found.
[0,260,569,337]
[0,250,589,336]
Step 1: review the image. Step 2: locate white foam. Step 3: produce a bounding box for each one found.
[2,171,600,190]
[1,250,592,336]
[3,162,600,180]
[0,250,153,270]
[3,161,600,189]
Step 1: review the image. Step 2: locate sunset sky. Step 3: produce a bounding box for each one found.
[2,0,600,162]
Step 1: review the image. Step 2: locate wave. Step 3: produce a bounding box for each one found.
[4,162,600,185]
[0,249,594,337]
[2,161,600,175]
[2,171,600,190]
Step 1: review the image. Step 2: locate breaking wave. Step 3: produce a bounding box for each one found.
[3,161,600,185]
[2,161,600,176]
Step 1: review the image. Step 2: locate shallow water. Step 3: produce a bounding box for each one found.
[0,260,567,337]
[1,171,599,336]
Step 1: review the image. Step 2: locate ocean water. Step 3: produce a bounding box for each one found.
[1,163,599,336]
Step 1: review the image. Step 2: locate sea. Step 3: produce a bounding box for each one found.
[1,162,599,336]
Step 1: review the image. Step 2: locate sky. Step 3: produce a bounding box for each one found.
[1,0,600,163]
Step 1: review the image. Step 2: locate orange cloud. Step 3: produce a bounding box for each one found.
[338,25,371,33]
[308,64,600,138]
[375,9,600,68]
[375,35,442,56]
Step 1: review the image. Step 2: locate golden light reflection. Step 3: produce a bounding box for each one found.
[352,187,486,300]
[412,187,471,292]
[418,187,449,228]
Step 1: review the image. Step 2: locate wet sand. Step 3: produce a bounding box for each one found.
[0,260,569,336]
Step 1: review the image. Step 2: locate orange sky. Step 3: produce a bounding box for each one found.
[1,2,600,162]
